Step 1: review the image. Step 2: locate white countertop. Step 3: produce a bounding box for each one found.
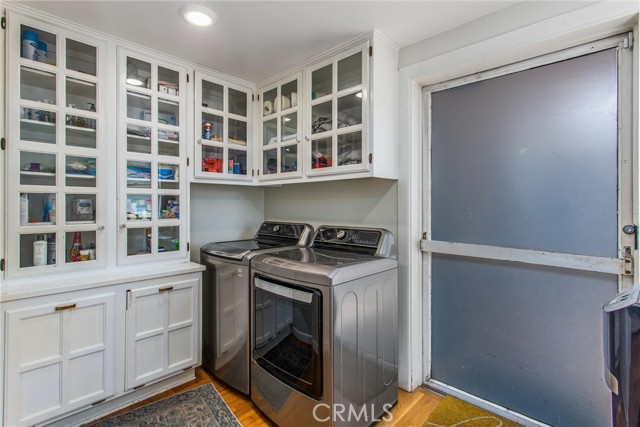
[0,261,205,302]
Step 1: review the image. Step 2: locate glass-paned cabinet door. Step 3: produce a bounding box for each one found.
[258,72,303,180]
[6,12,107,277]
[195,71,252,181]
[305,42,369,176]
[118,47,187,265]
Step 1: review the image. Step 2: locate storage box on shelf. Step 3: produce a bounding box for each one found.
[6,12,108,278]
[118,48,188,265]
[193,71,253,182]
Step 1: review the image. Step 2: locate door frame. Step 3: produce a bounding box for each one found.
[420,34,636,426]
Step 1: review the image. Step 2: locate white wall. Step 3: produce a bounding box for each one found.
[264,178,397,237]
[189,184,265,263]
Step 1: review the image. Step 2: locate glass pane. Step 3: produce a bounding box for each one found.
[127,228,151,256]
[337,92,362,128]
[66,115,96,149]
[201,113,223,142]
[126,57,150,88]
[158,66,179,95]
[20,232,56,268]
[263,119,277,145]
[126,194,152,221]
[281,113,297,142]
[311,137,332,169]
[158,195,180,220]
[229,119,247,146]
[158,129,179,157]
[158,227,180,253]
[281,79,298,110]
[21,25,56,65]
[20,108,56,144]
[311,101,332,134]
[158,98,178,126]
[65,231,96,263]
[432,255,616,426]
[263,88,277,116]
[229,88,247,117]
[202,80,223,111]
[263,149,277,175]
[66,156,96,187]
[338,51,362,91]
[127,91,151,121]
[158,163,179,190]
[126,125,151,154]
[20,152,56,186]
[20,192,56,225]
[21,67,56,104]
[281,145,297,173]
[66,194,96,224]
[66,39,96,76]
[228,150,247,175]
[202,146,223,173]
[337,131,363,166]
[312,64,332,100]
[431,48,618,257]
[126,160,151,189]
[66,77,96,112]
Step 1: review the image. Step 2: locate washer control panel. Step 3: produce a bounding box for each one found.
[257,222,307,238]
[315,227,381,247]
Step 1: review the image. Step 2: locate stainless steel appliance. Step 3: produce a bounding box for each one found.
[250,226,398,427]
[201,222,313,395]
[604,284,640,427]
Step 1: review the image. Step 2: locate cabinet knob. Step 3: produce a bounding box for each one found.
[120,224,127,229]
[305,136,309,141]
[98,225,105,231]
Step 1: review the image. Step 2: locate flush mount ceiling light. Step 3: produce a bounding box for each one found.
[181,4,216,27]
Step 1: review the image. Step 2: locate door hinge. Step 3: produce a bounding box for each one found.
[1,138,6,150]
[368,153,373,164]
[187,242,190,252]
[91,398,106,406]
[1,17,6,30]
[257,94,260,101]
[132,383,146,390]
[187,157,190,166]
[623,246,634,275]
[0,258,5,271]
[126,290,131,310]
[623,32,633,49]
[252,94,255,102]
[186,74,190,83]
[257,169,260,176]
[252,169,254,177]
[369,46,373,57]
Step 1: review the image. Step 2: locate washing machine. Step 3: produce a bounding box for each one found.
[201,221,313,395]
[250,226,398,427]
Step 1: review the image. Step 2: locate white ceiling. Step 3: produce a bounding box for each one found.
[18,1,519,83]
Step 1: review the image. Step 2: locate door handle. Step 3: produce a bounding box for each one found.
[55,303,76,311]
[159,286,174,293]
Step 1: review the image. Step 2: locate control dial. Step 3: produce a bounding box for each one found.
[321,228,336,241]
[273,225,281,233]
[336,230,346,240]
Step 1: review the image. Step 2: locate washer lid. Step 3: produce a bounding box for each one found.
[251,247,398,286]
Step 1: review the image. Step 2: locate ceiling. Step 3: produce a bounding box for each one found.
[18,1,519,84]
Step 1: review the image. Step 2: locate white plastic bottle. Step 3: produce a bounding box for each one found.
[20,193,29,225]
[33,235,47,266]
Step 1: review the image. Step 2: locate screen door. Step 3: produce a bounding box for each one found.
[422,35,634,426]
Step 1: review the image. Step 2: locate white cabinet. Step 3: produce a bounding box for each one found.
[4,292,116,427]
[194,71,253,181]
[117,48,188,264]
[258,72,303,181]
[125,277,200,389]
[5,12,109,277]
[303,34,398,180]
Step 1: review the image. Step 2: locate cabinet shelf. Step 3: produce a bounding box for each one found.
[66,173,95,179]
[127,134,150,141]
[158,138,179,145]
[21,118,56,127]
[20,170,56,177]
[66,125,96,133]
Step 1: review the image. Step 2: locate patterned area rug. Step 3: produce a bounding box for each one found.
[85,384,241,427]
[425,396,521,427]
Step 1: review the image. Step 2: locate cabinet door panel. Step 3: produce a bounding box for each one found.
[20,363,62,419]
[135,292,164,333]
[19,311,62,366]
[168,286,194,326]
[135,334,165,380]
[168,326,194,368]
[67,303,105,352]
[68,351,106,404]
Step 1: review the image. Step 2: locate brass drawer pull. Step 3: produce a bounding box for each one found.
[159,286,173,293]
[55,303,76,311]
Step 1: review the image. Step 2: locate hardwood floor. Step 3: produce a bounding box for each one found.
[97,367,442,426]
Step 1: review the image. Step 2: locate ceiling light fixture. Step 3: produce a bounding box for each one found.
[181,4,216,27]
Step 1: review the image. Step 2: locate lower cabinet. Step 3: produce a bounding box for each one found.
[125,277,200,389]
[2,271,202,427]
[4,292,116,427]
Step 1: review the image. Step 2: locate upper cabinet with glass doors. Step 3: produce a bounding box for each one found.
[194,71,253,181]
[304,34,397,180]
[258,72,303,180]
[118,48,188,265]
[5,12,108,277]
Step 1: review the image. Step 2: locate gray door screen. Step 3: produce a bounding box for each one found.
[425,45,631,426]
